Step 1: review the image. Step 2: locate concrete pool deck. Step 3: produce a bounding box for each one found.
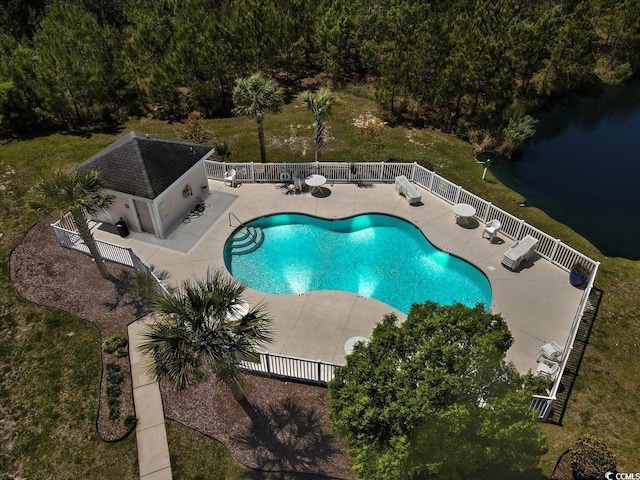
[93,180,583,374]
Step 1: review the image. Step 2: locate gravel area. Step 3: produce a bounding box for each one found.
[10,217,354,478]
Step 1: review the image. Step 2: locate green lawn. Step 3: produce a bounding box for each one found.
[1,87,638,478]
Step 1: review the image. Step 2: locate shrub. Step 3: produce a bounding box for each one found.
[105,362,124,421]
[570,435,617,480]
[498,115,538,157]
[213,141,231,161]
[102,335,128,357]
[106,382,121,398]
[571,262,592,276]
[107,397,121,420]
[193,367,210,384]
[106,363,123,384]
[123,413,137,430]
[176,111,211,144]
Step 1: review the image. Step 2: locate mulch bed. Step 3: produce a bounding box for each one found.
[10,217,354,479]
[550,450,576,480]
[10,217,138,440]
[162,375,353,479]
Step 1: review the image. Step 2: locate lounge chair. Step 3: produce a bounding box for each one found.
[482,219,501,243]
[395,175,422,205]
[224,168,237,187]
[537,341,563,361]
[501,234,539,270]
[535,359,560,379]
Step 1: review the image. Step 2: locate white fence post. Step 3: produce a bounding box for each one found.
[516,219,525,240]
[483,202,492,223]
[550,239,561,263]
[265,352,272,376]
[454,185,462,203]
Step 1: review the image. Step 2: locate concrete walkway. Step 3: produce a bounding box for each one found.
[128,319,172,480]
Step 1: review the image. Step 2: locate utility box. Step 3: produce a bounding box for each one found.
[116,219,129,238]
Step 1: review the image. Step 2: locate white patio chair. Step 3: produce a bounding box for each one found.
[535,359,560,379]
[537,341,563,361]
[293,172,305,192]
[482,219,501,242]
[224,168,237,187]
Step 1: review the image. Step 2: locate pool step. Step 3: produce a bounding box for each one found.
[228,226,264,255]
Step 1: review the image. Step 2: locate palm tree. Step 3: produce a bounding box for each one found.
[302,88,336,162]
[30,169,114,279]
[232,73,282,164]
[139,269,272,402]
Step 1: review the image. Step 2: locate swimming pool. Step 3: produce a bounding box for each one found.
[224,213,492,314]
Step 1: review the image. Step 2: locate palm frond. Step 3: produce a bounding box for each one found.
[29,168,114,217]
[139,268,272,396]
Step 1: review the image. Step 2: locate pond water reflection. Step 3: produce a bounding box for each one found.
[490,81,640,259]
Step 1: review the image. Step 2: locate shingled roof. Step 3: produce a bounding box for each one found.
[77,131,213,199]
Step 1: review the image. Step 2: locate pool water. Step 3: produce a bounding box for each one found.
[224,213,492,314]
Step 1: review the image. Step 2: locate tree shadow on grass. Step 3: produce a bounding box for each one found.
[234,396,340,475]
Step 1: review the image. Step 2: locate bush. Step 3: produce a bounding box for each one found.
[102,335,128,357]
[498,115,538,157]
[571,262,592,276]
[213,141,232,161]
[123,413,137,430]
[106,382,121,398]
[193,367,210,384]
[106,363,123,384]
[107,397,121,420]
[570,435,617,480]
[105,362,124,421]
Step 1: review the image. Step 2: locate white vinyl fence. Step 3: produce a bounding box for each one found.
[50,214,169,296]
[240,351,336,385]
[206,160,598,274]
[50,215,332,385]
[50,161,600,398]
[528,267,599,420]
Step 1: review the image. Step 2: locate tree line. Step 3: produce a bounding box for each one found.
[1,0,639,153]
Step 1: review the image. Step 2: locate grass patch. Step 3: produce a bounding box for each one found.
[165,420,243,479]
[1,86,639,476]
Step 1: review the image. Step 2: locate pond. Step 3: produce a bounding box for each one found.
[490,81,640,260]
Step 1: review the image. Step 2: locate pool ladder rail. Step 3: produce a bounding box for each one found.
[228,213,264,255]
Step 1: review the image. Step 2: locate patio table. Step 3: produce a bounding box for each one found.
[305,174,327,195]
[344,336,370,355]
[452,203,476,226]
